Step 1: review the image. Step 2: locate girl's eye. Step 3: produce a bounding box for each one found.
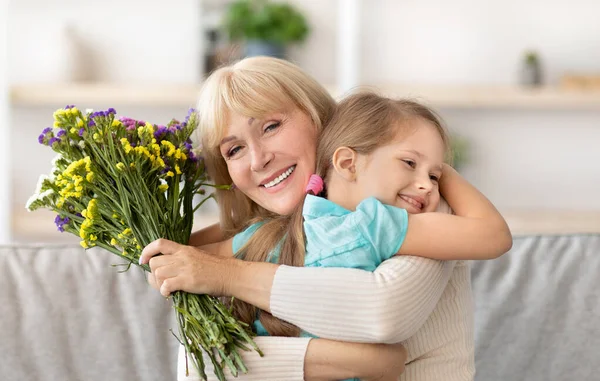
[430,174,440,182]
[402,159,416,168]
[264,122,281,133]
[226,146,242,158]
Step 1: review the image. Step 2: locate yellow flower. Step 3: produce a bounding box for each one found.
[166,171,174,177]
[80,241,89,248]
[77,120,84,127]
[175,164,182,175]
[110,238,118,246]
[86,172,95,182]
[112,120,122,128]
[116,162,126,171]
[158,184,169,192]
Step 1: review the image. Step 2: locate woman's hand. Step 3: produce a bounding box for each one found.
[139,239,233,297]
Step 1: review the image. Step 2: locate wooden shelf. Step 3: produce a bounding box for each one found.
[9,83,600,109]
[10,83,203,107]
[370,84,600,110]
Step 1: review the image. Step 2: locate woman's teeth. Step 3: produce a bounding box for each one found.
[264,166,296,188]
[400,195,423,209]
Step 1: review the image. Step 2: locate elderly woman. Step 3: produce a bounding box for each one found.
[141,57,510,381]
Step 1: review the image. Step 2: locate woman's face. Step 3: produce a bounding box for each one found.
[219,108,318,215]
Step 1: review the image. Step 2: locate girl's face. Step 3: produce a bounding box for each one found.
[354,120,445,214]
[219,109,318,215]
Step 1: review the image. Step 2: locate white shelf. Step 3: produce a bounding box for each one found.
[9,83,600,109]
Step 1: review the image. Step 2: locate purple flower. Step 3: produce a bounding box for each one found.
[88,119,96,127]
[107,108,116,115]
[38,134,46,145]
[54,215,70,232]
[57,129,67,140]
[49,137,60,147]
[154,125,168,139]
[64,105,75,110]
[185,108,196,123]
[78,128,85,137]
[42,127,52,134]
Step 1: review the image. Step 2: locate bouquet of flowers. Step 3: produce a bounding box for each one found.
[26,106,262,380]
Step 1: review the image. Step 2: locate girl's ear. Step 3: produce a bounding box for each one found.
[332,146,357,181]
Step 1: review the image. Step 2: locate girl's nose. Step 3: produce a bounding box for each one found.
[416,174,433,193]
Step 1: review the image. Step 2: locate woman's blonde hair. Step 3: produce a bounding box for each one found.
[235,92,451,337]
[196,56,336,236]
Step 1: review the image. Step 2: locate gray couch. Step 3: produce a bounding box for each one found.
[1,234,599,380]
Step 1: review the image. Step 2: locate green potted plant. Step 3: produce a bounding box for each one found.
[450,134,470,172]
[223,0,309,59]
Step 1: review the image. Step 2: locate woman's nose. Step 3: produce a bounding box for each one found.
[250,145,273,172]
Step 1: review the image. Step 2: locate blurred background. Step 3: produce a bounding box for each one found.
[2,0,600,244]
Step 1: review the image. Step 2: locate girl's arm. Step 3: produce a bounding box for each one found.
[397,164,512,260]
[178,337,407,381]
[141,241,453,343]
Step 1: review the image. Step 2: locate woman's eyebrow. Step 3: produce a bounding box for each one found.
[220,135,237,145]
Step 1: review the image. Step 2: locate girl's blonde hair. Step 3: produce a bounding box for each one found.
[235,92,451,337]
[196,56,336,236]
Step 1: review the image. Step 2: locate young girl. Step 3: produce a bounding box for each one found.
[141,57,511,380]
[222,91,512,341]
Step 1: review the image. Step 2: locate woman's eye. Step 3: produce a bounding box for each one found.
[402,159,416,168]
[227,146,242,158]
[264,122,281,133]
[430,174,440,182]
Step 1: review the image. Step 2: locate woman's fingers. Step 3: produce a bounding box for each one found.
[139,238,181,265]
[147,272,159,290]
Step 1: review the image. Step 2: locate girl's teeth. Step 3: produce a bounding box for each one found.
[401,195,422,209]
[264,166,295,188]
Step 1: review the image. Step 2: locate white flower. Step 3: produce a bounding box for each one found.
[51,154,62,166]
[34,174,49,195]
[85,108,94,114]
[78,140,86,149]
[25,189,53,211]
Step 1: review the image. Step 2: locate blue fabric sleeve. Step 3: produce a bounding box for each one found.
[232,222,263,257]
[353,197,409,262]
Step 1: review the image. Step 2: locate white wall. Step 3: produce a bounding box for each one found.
[6,0,600,237]
[8,0,202,84]
[1,0,11,242]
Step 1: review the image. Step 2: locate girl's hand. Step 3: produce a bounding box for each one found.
[304,340,407,381]
[139,239,233,297]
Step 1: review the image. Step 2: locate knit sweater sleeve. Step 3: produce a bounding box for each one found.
[271,255,455,344]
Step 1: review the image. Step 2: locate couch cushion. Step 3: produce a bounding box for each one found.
[0,244,178,381]
[472,234,600,381]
